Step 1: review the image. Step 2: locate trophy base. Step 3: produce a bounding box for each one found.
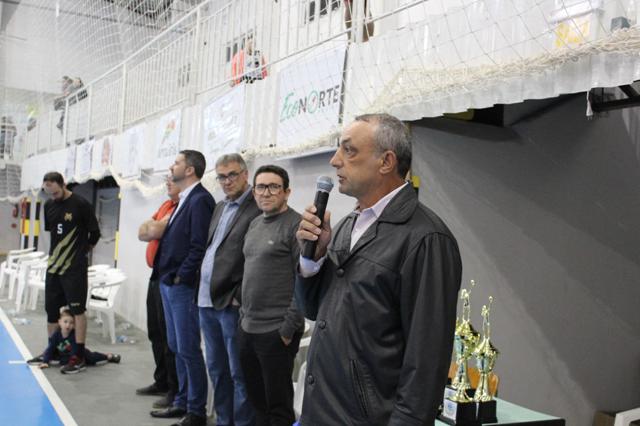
[439,398,480,426]
[476,400,497,424]
[444,385,476,401]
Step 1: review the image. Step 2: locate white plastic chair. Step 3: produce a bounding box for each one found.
[614,407,640,426]
[15,255,48,313]
[293,321,313,419]
[0,247,35,297]
[87,270,125,344]
[88,264,111,273]
[293,360,308,419]
[25,263,113,311]
[26,258,48,310]
[7,252,45,301]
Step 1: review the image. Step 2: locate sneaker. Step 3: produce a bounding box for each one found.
[26,355,44,365]
[108,354,121,364]
[60,355,86,374]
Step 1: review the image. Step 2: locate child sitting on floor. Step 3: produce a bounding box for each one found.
[28,306,121,374]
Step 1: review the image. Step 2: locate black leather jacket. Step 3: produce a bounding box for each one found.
[296,185,462,425]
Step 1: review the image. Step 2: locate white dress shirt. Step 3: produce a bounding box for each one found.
[169,181,199,225]
[299,182,408,277]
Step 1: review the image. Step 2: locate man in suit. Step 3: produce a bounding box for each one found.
[197,153,260,426]
[150,150,215,426]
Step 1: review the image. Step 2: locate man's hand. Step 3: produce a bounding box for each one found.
[281,335,292,346]
[140,216,171,242]
[38,363,49,369]
[296,205,331,261]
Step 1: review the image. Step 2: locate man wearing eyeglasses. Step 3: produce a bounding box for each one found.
[196,154,260,426]
[237,165,305,426]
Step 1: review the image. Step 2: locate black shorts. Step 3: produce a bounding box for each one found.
[45,269,88,323]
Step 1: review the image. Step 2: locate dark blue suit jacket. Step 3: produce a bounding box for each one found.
[155,182,215,286]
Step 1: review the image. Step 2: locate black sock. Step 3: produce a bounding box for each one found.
[76,343,85,358]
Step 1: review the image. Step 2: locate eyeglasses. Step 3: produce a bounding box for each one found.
[254,183,283,195]
[216,171,243,183]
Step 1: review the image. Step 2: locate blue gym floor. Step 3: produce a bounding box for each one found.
[0,309,67,426]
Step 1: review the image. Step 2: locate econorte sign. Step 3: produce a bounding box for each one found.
[277,44,346,149]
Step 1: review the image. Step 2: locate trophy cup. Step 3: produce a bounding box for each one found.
[473,298,499,423]
[440,285,480,425]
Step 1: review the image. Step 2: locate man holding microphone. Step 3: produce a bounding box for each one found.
[296,113,462,425]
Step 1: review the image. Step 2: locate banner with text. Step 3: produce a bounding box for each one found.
[154,109,182,171]
[277,44,346,149]
[202,85,246,171]
[92,136,113,175]
[65,146,76,181]
[118,125,145,178]
[75,139,94,179]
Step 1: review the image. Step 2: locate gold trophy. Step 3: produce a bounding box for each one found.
[450,288,479,400]
[440,283,480,424]
[473,297,499,423]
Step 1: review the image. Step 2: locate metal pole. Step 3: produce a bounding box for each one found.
[86,85,93,142]
[62,98,69,146]
[118,64,128,132]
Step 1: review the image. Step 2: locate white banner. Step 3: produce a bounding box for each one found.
[21,150,68,190]
[20,156,39,191]
[118,125,145,178]
[277,45,346,148]
[65,146,76,182]
[154,109,182,171]
[75,139,94,179]
[202,84,245,171]
[91,136,113,175]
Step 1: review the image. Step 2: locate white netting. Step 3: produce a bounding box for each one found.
[4,0,640,198]
[0,0,207,198]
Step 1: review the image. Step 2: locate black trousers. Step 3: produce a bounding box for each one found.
[146,278,178,396]
[238,327,302,426]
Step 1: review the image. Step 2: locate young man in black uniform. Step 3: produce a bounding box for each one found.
[41,171,100,374]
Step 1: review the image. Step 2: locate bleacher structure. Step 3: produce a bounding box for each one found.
[2,0,640,199]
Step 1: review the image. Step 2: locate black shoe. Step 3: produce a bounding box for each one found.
[26,355,44,365]
[108,354,121,364]
[152,393,174,409]
[150,406,187,419]
[171,413,207,426]
[136,383,169,396]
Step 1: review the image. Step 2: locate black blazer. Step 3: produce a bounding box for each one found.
[202,190,261,309]
[155,183,215,286]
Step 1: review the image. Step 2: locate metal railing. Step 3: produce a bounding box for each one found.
[21,0,365,158]
[18,0,636,163]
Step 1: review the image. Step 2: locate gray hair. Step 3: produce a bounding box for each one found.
[355,113,411,178]
[215,153,247,171]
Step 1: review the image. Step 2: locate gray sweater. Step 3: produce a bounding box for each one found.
[240,207,304,339]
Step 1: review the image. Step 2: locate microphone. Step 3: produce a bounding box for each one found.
[302,176,334,259]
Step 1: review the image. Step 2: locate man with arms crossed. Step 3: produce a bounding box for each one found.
[296,114,462,425]
[41,171,100,374]
[150,150,215,426]
[238,165,305,426]
[137,177,180,408]
[197,153,260,426]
